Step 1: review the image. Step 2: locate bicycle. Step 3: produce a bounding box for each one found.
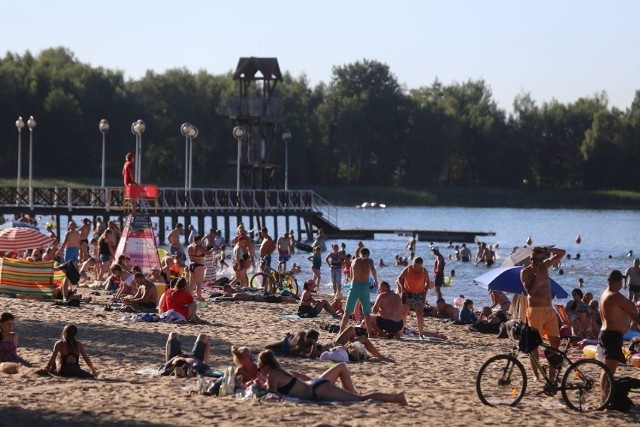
[249,259,299,297]
[476,324,614,412]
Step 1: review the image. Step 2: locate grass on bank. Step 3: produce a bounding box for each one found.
[2,179,640,209]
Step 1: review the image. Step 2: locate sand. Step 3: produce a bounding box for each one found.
[1,291,639,427]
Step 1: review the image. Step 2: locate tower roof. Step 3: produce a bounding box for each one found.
[233,57,282,81]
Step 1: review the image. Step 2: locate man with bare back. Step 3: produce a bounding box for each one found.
[57,221,82,266]
[521,246,565,381]
[599,270,640,379]
[339,247,378,337]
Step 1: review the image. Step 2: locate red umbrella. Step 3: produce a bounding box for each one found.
[0,227,54,251]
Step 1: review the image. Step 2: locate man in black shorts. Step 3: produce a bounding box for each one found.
[599,270,640,380]
[370,281,404,338]
[432,248,446,300]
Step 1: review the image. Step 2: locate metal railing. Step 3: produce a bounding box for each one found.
[0,187,338,227]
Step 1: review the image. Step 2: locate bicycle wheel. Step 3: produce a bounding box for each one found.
[249,273,274,295]
[476,354,527,406]
[561,358,613,412]
[279,272,299,296]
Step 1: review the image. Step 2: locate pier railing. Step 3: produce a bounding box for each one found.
[0,187,338,227]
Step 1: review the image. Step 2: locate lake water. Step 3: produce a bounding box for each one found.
[47,206,640,308]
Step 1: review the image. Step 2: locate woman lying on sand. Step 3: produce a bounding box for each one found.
[257,350,407,405]
[43,324,98,378]
[161,332,210,376]
[232,345,360,393]
[264,330,320,358]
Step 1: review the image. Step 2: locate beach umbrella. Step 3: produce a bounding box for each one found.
[473,266,568,299]
[0,221,39,231]
[501,245,555,267]
[0,227,54,251]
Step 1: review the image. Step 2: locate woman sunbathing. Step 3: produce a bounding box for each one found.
[264,330,320,358]
[231,345,357,392]
[257,350,407,405]
[162,332,210,375]
[298,280,341,319]
[44,324,98,378]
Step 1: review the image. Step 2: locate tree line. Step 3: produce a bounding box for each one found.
[1,47,639,191]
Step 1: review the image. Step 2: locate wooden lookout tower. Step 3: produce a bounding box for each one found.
[226,57,284,190]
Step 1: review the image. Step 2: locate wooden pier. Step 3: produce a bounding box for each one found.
[0,186,495,245]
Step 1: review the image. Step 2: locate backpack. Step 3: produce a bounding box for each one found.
[514,322,543,353]
[607,377,640,412]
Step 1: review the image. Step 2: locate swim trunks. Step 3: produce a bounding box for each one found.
[434,274,445,287]
[629,284,640,293]
[461,256,470,262]
[526,306,560,340]
[598,330,626,363]
[402,292,425,309]
[278,251,290,263]
[376,317,404,334]
[64,247,79,263]
[345,282,371,315]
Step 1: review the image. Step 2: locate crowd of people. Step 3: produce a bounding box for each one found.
[3,214,640,408]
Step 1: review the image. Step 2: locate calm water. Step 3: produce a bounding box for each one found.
[47,206,640,308]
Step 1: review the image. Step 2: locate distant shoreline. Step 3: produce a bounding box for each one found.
[311,186,640,210]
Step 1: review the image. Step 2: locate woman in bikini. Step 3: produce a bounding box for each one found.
[232,345,357,392]
[298,280,341,319]
[264,330,321,358]
[187,235,208,301]
[44,324,98,378]
[257,350,407,405]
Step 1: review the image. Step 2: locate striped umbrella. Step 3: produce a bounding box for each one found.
[0,227,54,251]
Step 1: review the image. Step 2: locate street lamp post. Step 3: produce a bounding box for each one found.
[27,116,36,208]
[131,119,145,183]
[181,123,200,207]
[232,126,246,205]
[15,116,24,191]
[282,130,292,191]
[99,119,109,188]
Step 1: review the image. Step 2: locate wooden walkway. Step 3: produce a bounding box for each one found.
[0,186,495,244]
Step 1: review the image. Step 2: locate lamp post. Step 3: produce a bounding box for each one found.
[180,123,198,206]
[15,116,24,191]
[99,119,109,188]
[232,126,246,205]
[131,119,145,183]
[282,129,292,191]
[27,116,36,208]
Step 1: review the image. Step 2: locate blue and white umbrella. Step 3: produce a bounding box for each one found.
[474,266,568,299]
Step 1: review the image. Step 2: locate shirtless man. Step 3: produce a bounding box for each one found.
[57,221,81,266]
[432,248,445,300]
[276,232,292,270]
[77,218,92,262]
[460,243,472,262]
[521,246,566,381]
[370,281,404,338]
[434,298,459,321]
[122,272,158,312]
[325,244,344,295]
[259,227,276,268]
[339,247,378,336]
[599,270,640,380]
[93,217,106,240]
[406,234,416,260]
[187,235,207,301]
[624,259,640,302]
[168,223,185,260]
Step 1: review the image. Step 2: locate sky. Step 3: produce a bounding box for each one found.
[1,0,639,112]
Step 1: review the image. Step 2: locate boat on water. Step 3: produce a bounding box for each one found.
[355,202,386,209]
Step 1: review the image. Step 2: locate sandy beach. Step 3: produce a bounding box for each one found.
[1,291,639,427]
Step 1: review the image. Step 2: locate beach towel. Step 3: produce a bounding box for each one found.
[0,258,55,297]
[400,336,446,343]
